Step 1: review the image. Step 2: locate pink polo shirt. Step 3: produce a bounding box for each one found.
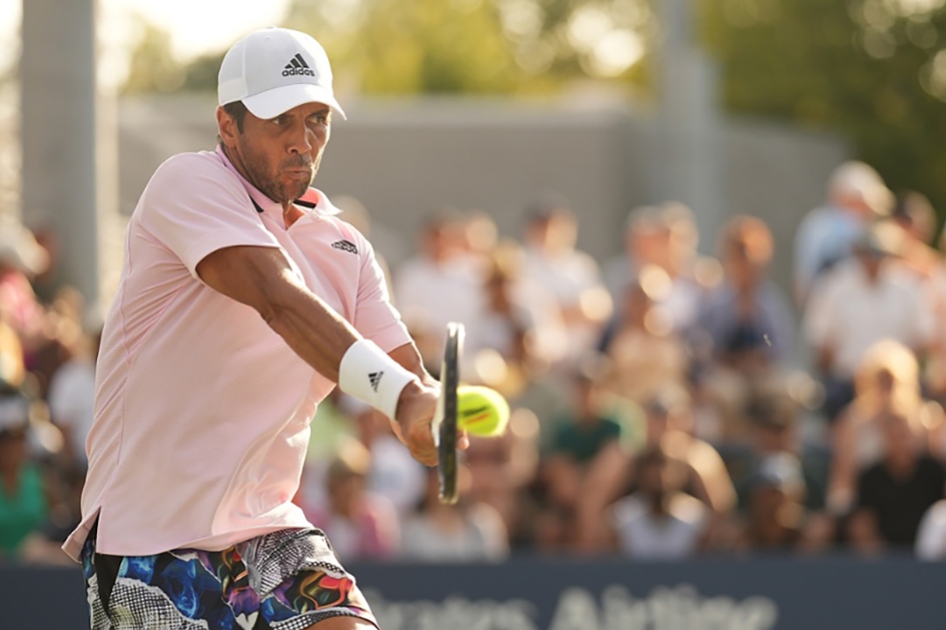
[63,146,410,561]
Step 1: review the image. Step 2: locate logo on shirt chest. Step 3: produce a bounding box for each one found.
[331,239,359,255]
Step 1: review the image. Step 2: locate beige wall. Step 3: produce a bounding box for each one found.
[119,96,848,293]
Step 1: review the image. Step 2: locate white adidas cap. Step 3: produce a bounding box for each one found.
[218,27,346,120]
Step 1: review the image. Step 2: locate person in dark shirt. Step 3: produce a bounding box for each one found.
[533,361,625,550]
[548,364,624,464]
[849,409,946,552]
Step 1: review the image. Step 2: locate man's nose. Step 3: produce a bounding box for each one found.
[288,121,313,154]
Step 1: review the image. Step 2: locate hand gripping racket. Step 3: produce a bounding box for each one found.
[432,322,464,505]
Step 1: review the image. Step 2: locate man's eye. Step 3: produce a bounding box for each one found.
[272,116,288,125]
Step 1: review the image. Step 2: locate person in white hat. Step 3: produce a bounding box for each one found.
[792,160,894,304]
[64,28,448,630]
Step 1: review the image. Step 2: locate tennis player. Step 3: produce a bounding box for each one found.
[63,27,445,630]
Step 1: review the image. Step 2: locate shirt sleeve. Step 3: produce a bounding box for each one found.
[137,153,281,278]
[350,230,411,352]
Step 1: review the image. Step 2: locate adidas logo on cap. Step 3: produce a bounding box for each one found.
[218,28,347,120]
[283,53,315,77]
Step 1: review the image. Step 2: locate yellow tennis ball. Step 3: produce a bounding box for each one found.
[457,385,510,437]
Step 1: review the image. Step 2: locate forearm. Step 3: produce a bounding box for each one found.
[264,277,424,424]
[200,245,432,420]
[261,271,360,381]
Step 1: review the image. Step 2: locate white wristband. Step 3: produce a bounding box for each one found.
[338,339,419,421]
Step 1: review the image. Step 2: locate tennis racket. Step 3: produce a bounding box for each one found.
[432,322,464,505]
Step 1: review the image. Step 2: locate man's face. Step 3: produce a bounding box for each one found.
[220,101,332,204]
[724,240,765,289]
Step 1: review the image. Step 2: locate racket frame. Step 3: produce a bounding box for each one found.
[436,322,463,504]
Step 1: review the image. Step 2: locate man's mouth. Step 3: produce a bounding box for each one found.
[284,168,312,179]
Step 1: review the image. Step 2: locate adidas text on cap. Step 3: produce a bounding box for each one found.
[218,27,346,120]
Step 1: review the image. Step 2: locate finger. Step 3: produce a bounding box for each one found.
[413,448,438,467]
[408,435,438,466]
[457,430,470,451]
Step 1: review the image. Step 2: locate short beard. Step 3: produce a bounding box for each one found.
[239,139,317,204]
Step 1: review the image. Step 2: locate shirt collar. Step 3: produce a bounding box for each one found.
[215,145,341,220]
[296,188,342,217]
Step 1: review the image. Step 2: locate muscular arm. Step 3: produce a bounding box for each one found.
[197,245,440,464]
[198,245,358,380]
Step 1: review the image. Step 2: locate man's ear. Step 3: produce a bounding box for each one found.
[216,107,238,147]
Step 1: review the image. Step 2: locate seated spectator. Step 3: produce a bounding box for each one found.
[793,161,892,303]
[349,398,426,517]
[394,209,485,367]
[733,386,829,513]
[0,220,49,353]
[472,244,565,382]
[576,384,735,551]
[600,270,690,405]
[603,205,659,303]
[828,340,944,514]
[302,441,399,562]
[0,391,49,560]
[460,209,500,269]
[520,199,612,364]
[602,203,706,334]
[546,361,626,466]
[804,223,934,421]
[464,410,540,552]
[607,445,709,559]
[533,362,628,551]
[890,191,939,277]
[728,453,819,553]
[695,216,795,442]
[848,409,946,553]
[48,316,100,472]
[400,467,509,562]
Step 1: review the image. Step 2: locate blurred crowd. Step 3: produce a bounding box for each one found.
[5,159,946,566]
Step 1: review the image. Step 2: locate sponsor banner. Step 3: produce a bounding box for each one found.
[3,557,945,629]
[348,556,946,630]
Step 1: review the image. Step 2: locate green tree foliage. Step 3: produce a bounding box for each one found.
[122,23,187,94]
[288,0,519,93]
[284,0,653,93]
[124,1,657,95]
[701,0,946,219]
[121,0,946,218]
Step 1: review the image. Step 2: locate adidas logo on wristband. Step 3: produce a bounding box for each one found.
[368,371,384,392]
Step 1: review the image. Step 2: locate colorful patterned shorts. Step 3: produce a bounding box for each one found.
[81,526,378,630]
